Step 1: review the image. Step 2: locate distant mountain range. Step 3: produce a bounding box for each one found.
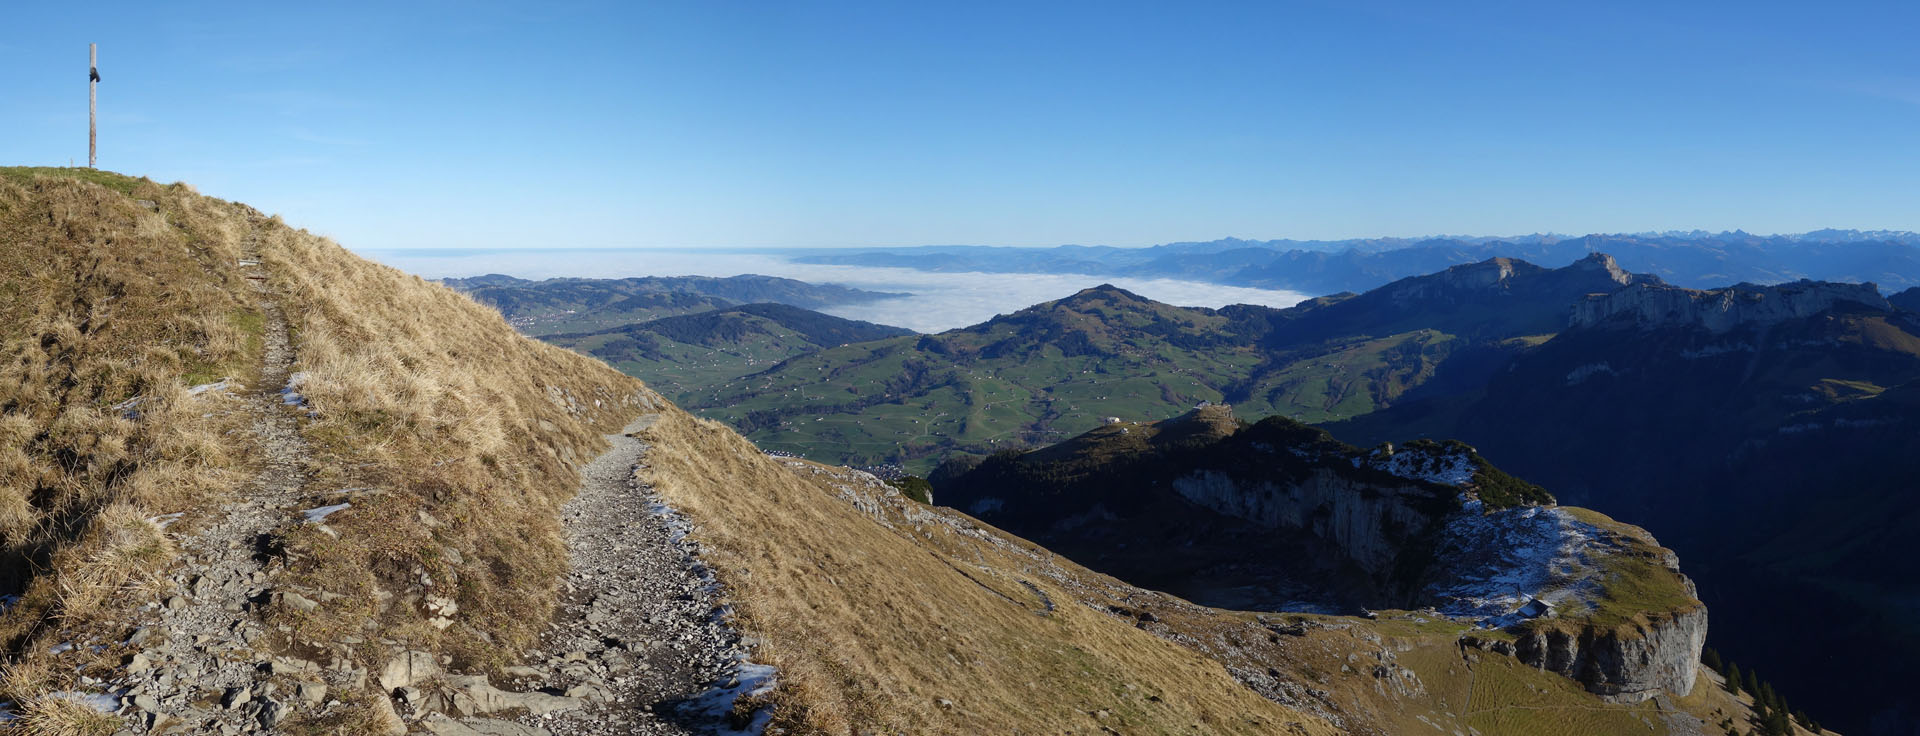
[794,229,1920,295]
[440,273,905,335]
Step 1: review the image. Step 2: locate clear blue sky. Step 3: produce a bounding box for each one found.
[4,1,1917,249]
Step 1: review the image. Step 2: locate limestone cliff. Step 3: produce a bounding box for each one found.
[1507,603,1707,703]
[1572,279,1891,332]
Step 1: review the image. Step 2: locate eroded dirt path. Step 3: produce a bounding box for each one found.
[506,416,766,735]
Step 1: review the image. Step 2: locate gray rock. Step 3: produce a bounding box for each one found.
[1512,604,1708,703]
[379,649,441,691]
[277,591,319,612]
[439,675,582,716]
[257,698,287,728]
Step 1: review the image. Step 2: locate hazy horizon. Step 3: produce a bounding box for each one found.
[362,247,1311,333]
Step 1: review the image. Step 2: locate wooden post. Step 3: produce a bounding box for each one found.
[89,43,98,169]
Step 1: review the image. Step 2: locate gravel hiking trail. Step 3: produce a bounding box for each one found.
[504,415,769,735]
[111,217,323,734]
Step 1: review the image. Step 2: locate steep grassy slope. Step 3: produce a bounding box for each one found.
[542,303,911,402]
[637,411,1343,734]
[0,169,257,663]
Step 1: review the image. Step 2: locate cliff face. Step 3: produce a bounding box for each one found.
[1170,467,1446,577]
[1507,603,1707,703]
[1572,279,1891,332]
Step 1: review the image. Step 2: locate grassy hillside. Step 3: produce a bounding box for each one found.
[542,303,911,402]
[683,287,1412,470]
[0,169,257,651]
[683,275,1602,472]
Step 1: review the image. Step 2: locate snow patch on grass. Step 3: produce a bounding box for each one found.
[301,503,351,523]
[676,657,778,735]
[1427,505,1607,627]
[188,378,235,396]
[1364,446,1476,486]
[49,690,119,713]
[281,371,310,407]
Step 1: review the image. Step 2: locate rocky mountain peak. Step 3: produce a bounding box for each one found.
[1569,251,1634,286]
[1438,257,1519,288]
[1571,279,1893,333]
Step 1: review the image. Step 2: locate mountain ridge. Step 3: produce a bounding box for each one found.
[685,255,1663,469]
[796,230,1920,295]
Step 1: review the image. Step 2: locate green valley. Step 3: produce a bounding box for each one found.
[542,303,912,402]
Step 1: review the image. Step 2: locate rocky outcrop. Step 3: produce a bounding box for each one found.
[1572,279,1891,333]
[1510,604,1707,703]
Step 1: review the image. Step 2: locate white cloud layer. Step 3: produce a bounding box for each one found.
[362,248,1311,333]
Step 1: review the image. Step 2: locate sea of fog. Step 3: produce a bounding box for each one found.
[359,248,1311,333]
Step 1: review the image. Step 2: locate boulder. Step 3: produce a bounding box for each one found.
[378,650,441,692]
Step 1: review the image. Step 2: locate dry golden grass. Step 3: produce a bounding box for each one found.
[9,693,119,736]
[243,191,658,672]
[638,410,1341,735]
[0,169,254,654]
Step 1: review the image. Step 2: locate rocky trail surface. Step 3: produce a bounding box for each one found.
[107,223,335,734]
[496,415,768,736]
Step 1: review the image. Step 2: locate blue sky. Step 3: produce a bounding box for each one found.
[3,1,1918,249]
